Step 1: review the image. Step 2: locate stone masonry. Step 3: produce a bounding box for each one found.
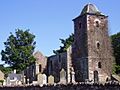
[22,4,114,85]
[72,4,114,83]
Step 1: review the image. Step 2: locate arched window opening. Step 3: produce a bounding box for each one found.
[98,62,101,68]
[96,42,100,49]
[94,70,99,83]
[95,21,99,27]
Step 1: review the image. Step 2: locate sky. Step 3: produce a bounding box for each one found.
[0,0,120,64]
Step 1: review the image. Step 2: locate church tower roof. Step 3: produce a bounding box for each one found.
[80,4,102,15]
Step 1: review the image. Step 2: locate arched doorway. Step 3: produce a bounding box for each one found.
[94,70,99,83]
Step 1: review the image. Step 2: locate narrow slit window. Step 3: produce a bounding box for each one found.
[78,22,82,29]
[96,42,100,49]
[39,64,42,72]
[79,23,81,29]
[59,55,61,62]
[50,61,53,71]
[98,62,101,68]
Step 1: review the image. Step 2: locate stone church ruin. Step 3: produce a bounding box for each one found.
[23,3,114,85]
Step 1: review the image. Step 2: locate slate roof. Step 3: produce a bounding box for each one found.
[80,4,101,15]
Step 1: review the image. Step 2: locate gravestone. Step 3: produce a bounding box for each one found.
[37,73,43,85]
[48,75,54,85]
[27,78,29,85]
[6,77,10,85]
[22,76,26,85]
[42,74,47,85]
[60,68,66,84]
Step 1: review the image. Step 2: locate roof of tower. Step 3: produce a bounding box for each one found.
[80,4,102,15]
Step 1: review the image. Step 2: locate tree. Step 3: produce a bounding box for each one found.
[0,65,12,77]
[1,29,36,72]
[111,32,120,74]
[53,33,74,54]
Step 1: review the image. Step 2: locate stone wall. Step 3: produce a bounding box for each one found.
[0,83,120,90]
[73,14,89,82]
[48,52,67,83]
[87,14,114,83]
[23,51,47,84]
[72,8,114,83]
[34,51,47,74]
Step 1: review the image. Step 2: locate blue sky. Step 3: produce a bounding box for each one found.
[0,0,120,63]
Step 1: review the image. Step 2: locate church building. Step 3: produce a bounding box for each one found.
[47,3,114,83]
[24,4,114,84]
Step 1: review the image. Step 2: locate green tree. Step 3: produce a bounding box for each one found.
[111,32,120,74]
[0,65,12,77]
[53,33,74,54]
[1,29,36,72]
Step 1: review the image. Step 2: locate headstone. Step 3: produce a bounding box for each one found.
[37,73,47,86]
[27,78,29,85]
[48,75,54,85]
[42,74,47,85]
[6,77,10,85]
[37,73,43,85]
[3,80,6,86]
[22,76,26,85]
[60,68,66,84]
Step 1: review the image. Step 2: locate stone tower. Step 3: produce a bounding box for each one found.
[72,4,114,83]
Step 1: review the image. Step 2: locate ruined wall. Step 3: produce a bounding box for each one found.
[48,55,60,82]
[66,46,73,83]
[34,51,47,74]
[1,83,120,90]
[24,64,35,83]
[24,51,47,83]
[48,52,67,83]
[73,15,89,82]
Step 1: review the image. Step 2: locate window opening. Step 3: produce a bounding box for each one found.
[96,21,99,27]
[39,64,42,72]
[96,42,100,49]
[98,62,101,68]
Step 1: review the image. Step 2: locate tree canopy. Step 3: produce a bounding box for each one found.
[53,33,74,54]
[1,29,36,72]
[111,32,120,74]
[0,65,12,77]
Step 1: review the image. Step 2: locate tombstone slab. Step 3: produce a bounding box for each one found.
[60,68,66,84]
[42,74,47,85]
[48,75,54,85]
[37,73,43,85]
